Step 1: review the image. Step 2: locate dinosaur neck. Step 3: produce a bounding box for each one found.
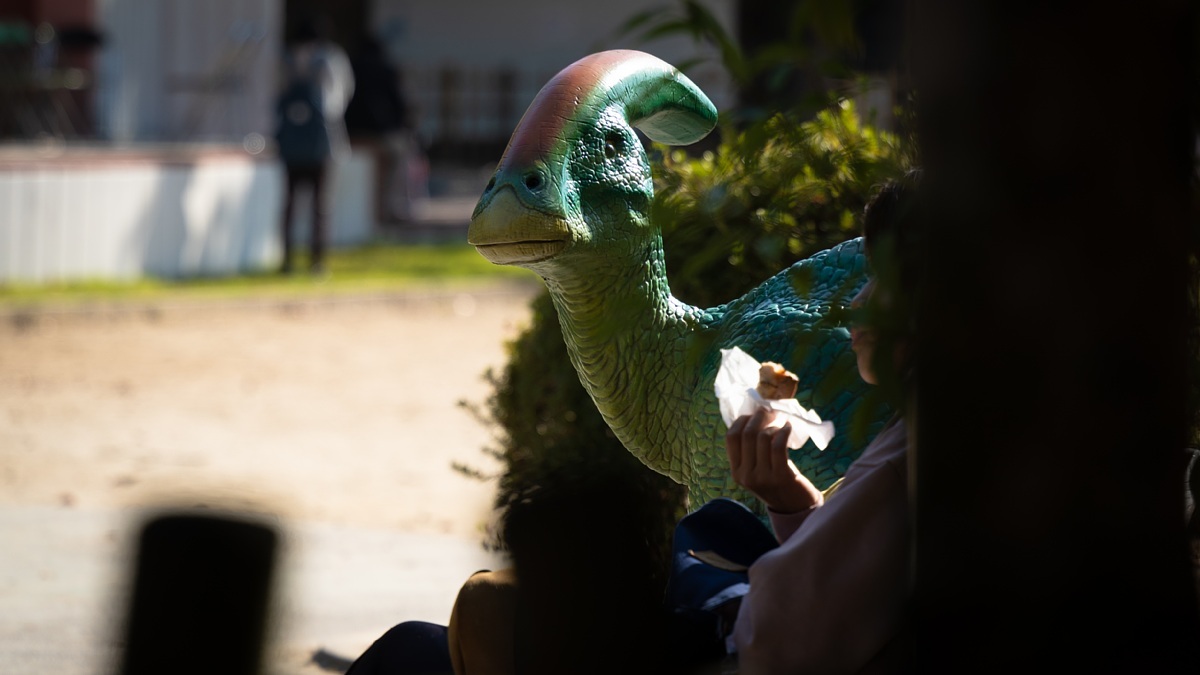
[545,237,709,484]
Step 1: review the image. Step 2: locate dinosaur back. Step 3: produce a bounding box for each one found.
[688,238,889,501]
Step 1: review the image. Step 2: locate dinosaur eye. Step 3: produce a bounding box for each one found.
[604,132,624,159]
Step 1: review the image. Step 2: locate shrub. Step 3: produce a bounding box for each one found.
[656,100,912,307]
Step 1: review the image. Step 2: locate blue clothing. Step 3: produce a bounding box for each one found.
[345,621,452,675]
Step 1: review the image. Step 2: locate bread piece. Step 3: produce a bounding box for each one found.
[756,362,799,400]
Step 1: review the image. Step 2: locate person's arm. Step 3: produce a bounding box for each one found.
[726,408,824,540]
[330,47,355,115]
[732,421,910,674]
[314,46,355,119]
[765,507,814,544]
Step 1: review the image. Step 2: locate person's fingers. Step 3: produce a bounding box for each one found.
[755,415,776,475]
[726,414,750,473]
[769,422,791,474]
[738,408,766,475]
[786,458,803,479]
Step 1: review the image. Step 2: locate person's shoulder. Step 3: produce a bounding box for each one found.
[846,417,908,472]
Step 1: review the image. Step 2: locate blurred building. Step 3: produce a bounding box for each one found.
[0,0,737,282]
[369,0,736,163]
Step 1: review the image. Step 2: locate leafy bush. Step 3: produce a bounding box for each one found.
[656,100,912,307]
[471,101,911,556]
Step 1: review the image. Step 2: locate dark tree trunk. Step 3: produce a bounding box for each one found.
[911,1,1199,671]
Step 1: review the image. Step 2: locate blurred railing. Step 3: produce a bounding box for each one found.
[399,60,730,163]
[0,20,100,140]
[400,65,558,163]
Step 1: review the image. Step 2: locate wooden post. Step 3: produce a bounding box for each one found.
[117,512,278,675]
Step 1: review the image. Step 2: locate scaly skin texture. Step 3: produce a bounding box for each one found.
[469,50,884,509]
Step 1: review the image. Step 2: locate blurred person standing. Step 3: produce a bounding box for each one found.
[345,34,426,224]
[274,15,355,275]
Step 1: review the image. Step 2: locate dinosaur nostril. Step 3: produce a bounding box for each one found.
[485,177,496,192]
[524,172,544,191]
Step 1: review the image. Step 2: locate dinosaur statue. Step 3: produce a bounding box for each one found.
[468,49,884,507]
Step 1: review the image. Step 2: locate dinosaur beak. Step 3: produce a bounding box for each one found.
[468,188,571,265]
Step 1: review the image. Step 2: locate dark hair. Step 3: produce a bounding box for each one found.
[860,168,924,403]
[500,468,676,673]
[862,168,923,264]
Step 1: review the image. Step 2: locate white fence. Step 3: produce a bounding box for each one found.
[0,145,373,283]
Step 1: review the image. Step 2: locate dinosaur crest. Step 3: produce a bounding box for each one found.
[498,49,717,173]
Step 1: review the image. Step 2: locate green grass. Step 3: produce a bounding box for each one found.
[0,242,538,309]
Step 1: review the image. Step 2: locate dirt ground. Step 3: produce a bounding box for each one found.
[0,285,537,537]
[0,283,540,673]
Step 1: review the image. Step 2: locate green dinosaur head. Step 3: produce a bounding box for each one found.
[468,50,717,277]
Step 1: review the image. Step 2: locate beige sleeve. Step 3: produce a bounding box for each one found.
[733,422,910,674]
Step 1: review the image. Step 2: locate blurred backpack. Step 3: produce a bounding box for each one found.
[274,59,330,168]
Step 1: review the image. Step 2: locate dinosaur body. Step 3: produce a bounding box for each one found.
[469,50,883,506]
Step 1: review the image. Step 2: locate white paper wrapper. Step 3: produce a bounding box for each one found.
[714,346,835,451]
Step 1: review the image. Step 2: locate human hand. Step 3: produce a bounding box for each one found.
[725,408,824,514]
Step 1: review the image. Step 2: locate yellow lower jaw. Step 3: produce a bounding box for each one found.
[468,189,570,265]
[475,240,567,265]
